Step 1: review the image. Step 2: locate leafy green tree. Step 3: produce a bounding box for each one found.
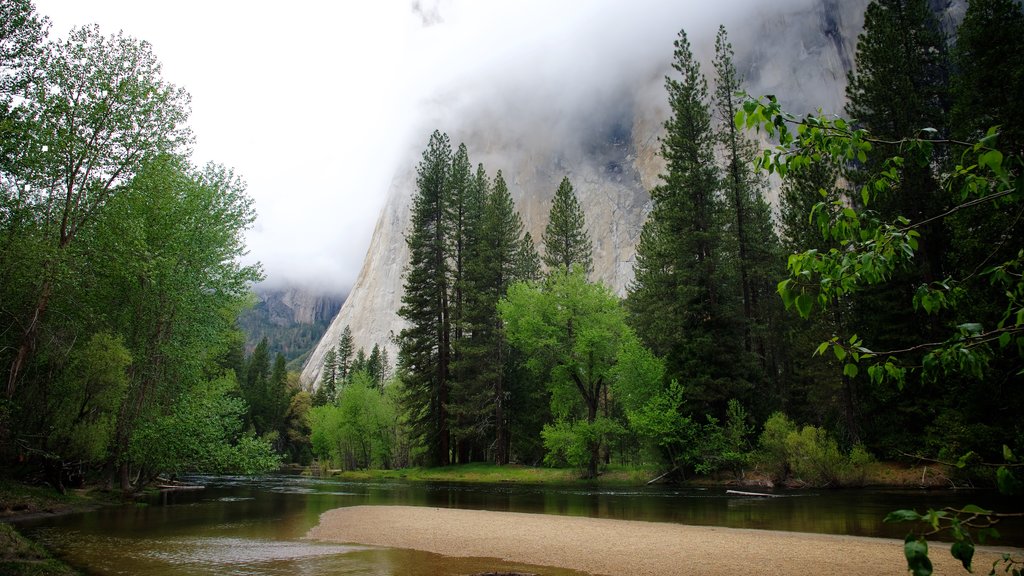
[85,155,260,487]
[47,332,130,464]
[5,25,191,396]
[283,389,313,465]
[309,370,401,470]
[627,28,745,416]
[500,268,655,478]
[129,374,278,480]
[398,130,453,466]
[541,176,592,275]
[0,0,48,99]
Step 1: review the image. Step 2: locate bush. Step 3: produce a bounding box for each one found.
[757,412,873,487]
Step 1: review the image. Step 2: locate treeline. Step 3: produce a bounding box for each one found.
[311,0,1023,483]
[0,2,279,488]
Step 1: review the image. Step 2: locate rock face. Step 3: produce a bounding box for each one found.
[302,0,881,386]
[239,286,343,362]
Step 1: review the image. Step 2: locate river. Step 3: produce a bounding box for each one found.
[15,474,1023,575]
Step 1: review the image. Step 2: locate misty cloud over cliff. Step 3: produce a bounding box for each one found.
[37,0,859,295]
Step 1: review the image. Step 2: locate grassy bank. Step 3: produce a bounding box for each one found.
[323,461,961,488]
[0,522,80,576]
[0,480,111,576]
[329,463,661,485]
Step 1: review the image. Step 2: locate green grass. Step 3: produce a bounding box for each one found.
[0,522,81,576]
[327,463,660,486]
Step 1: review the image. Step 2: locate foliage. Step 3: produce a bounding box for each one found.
[501,268,658,478]
[47,332,130,463]
[129,375,279,476]
[309,372,403,470]
[756,412,873,486]
[540,418,623,470]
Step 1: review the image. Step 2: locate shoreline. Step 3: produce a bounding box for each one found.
[308,505,1023,576]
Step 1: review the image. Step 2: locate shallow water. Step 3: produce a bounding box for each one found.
[16,474,1023,575]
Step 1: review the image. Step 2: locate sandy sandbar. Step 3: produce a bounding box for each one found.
[307,505,1021,576]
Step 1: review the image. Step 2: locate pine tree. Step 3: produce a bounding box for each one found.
[398,130,453,466]
[950,0,1024,155]
[627,29,744,416]
[336,325,354,382]
[368,344,384,387]
[314,348,338,406]
[712,25,779,362]
[452,170,538,464]
[842,0,952,447]
[845,0,950,272]
[541,176,593,275]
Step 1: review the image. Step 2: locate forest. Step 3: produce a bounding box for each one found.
[1,0,1022,513]
[308,0,1024,495]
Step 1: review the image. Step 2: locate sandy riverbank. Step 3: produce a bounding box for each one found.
[308,505,1021,576]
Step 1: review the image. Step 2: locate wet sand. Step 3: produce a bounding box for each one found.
[308,505,1021,576]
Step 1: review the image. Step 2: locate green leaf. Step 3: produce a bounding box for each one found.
[843,363,859,378]
[904,535,933,576]
[996,466,1023,496]
[833,345,847,362]
[950,541,975,572]
[999,332,1012,349]
[885,510,922,523]
[814,341,829,357]
[794,294,813,318]
[1004,445,1017,463]
[961,504,992,515]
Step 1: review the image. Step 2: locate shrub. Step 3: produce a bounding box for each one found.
[757,412,873,487]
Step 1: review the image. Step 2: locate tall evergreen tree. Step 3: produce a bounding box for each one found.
[314,348,338,406]
[398,130,453,466]
[712,24,780,373]
[541,176,593,275]
[843,0,952,448]
[336,325,354,382]
[950,0,1024,155]
[627,29,745,416]
[452,170,539,464]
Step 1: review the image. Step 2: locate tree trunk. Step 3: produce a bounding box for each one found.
[6,279,52,398]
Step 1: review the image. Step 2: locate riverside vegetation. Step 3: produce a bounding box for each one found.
[2,1,1023,575]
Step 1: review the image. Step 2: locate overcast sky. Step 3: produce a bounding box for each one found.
[32,0,813,295]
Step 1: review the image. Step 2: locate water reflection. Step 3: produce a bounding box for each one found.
[17,474,1023,576]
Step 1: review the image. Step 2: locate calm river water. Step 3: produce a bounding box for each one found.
[15,474,1024,575]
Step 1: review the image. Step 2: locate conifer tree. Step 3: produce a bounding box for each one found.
[336,325,354,382]
[452,170,538,464]
[398,130,453,466]
[842,0,952,446]
[950,0,1024,154]
[541,176,593,275]
[314,348,338,406]
[627,29,744,416]
[712,25,780,366]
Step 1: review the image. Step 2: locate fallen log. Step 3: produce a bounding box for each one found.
[725,489,779,497]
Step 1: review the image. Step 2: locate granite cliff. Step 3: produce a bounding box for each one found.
[301,0,963,386]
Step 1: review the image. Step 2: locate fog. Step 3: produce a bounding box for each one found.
[33,0,851,295]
